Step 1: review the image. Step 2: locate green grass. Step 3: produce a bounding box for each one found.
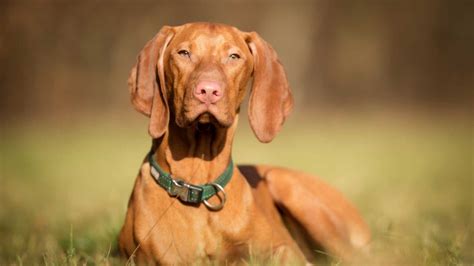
[1,111,472,265]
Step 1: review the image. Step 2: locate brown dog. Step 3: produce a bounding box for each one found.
[119,22,370,265]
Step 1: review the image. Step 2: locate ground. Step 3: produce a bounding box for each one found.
[1,110,472,265]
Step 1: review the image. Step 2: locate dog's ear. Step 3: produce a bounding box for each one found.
[128,26,174,138]
[245,32,294,143]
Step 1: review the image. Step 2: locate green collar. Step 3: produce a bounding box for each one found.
[147,152,233,206]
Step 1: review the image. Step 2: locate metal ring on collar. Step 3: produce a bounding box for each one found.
[203,183,226,211]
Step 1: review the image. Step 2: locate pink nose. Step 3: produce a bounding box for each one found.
[194,81,223,105]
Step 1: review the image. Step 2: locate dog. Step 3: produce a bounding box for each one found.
[119,22,370,265]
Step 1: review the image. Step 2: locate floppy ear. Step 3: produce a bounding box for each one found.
[128,26,174,138]
[246,32,294,143]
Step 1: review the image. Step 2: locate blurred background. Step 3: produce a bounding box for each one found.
[0,0,472,264]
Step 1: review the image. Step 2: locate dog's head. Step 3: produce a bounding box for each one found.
[128,22,293,143]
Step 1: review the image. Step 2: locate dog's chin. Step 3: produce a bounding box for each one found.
[180,109,233,130]
[193,112,232,130]
[176,114,217,134]
[178,102,235,129]
[196,112,214,124]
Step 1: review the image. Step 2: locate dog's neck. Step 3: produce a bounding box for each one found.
[152,115,238,184]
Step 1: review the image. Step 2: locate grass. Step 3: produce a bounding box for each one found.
[1,111,472,265]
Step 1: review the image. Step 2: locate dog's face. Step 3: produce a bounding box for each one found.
[163,23,253,128]
[128,22,293,143]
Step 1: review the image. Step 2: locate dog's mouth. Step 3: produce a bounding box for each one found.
[182,105,232,128]
[193,113,222,133]
[179,99,234,129]
[196,112,213,124]
[194,113,219,131]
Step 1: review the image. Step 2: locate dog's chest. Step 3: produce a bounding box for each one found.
[133,169,255,263]
[139,202,248,263]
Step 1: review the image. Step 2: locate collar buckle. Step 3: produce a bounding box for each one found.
[169,179,203,204]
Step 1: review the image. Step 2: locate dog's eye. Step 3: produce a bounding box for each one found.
[178,49,190,57]
[229,53,240,60]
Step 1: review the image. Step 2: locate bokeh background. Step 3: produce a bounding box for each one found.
[1,0,472,264]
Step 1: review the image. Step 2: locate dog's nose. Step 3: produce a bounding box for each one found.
[194,81,223,105]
